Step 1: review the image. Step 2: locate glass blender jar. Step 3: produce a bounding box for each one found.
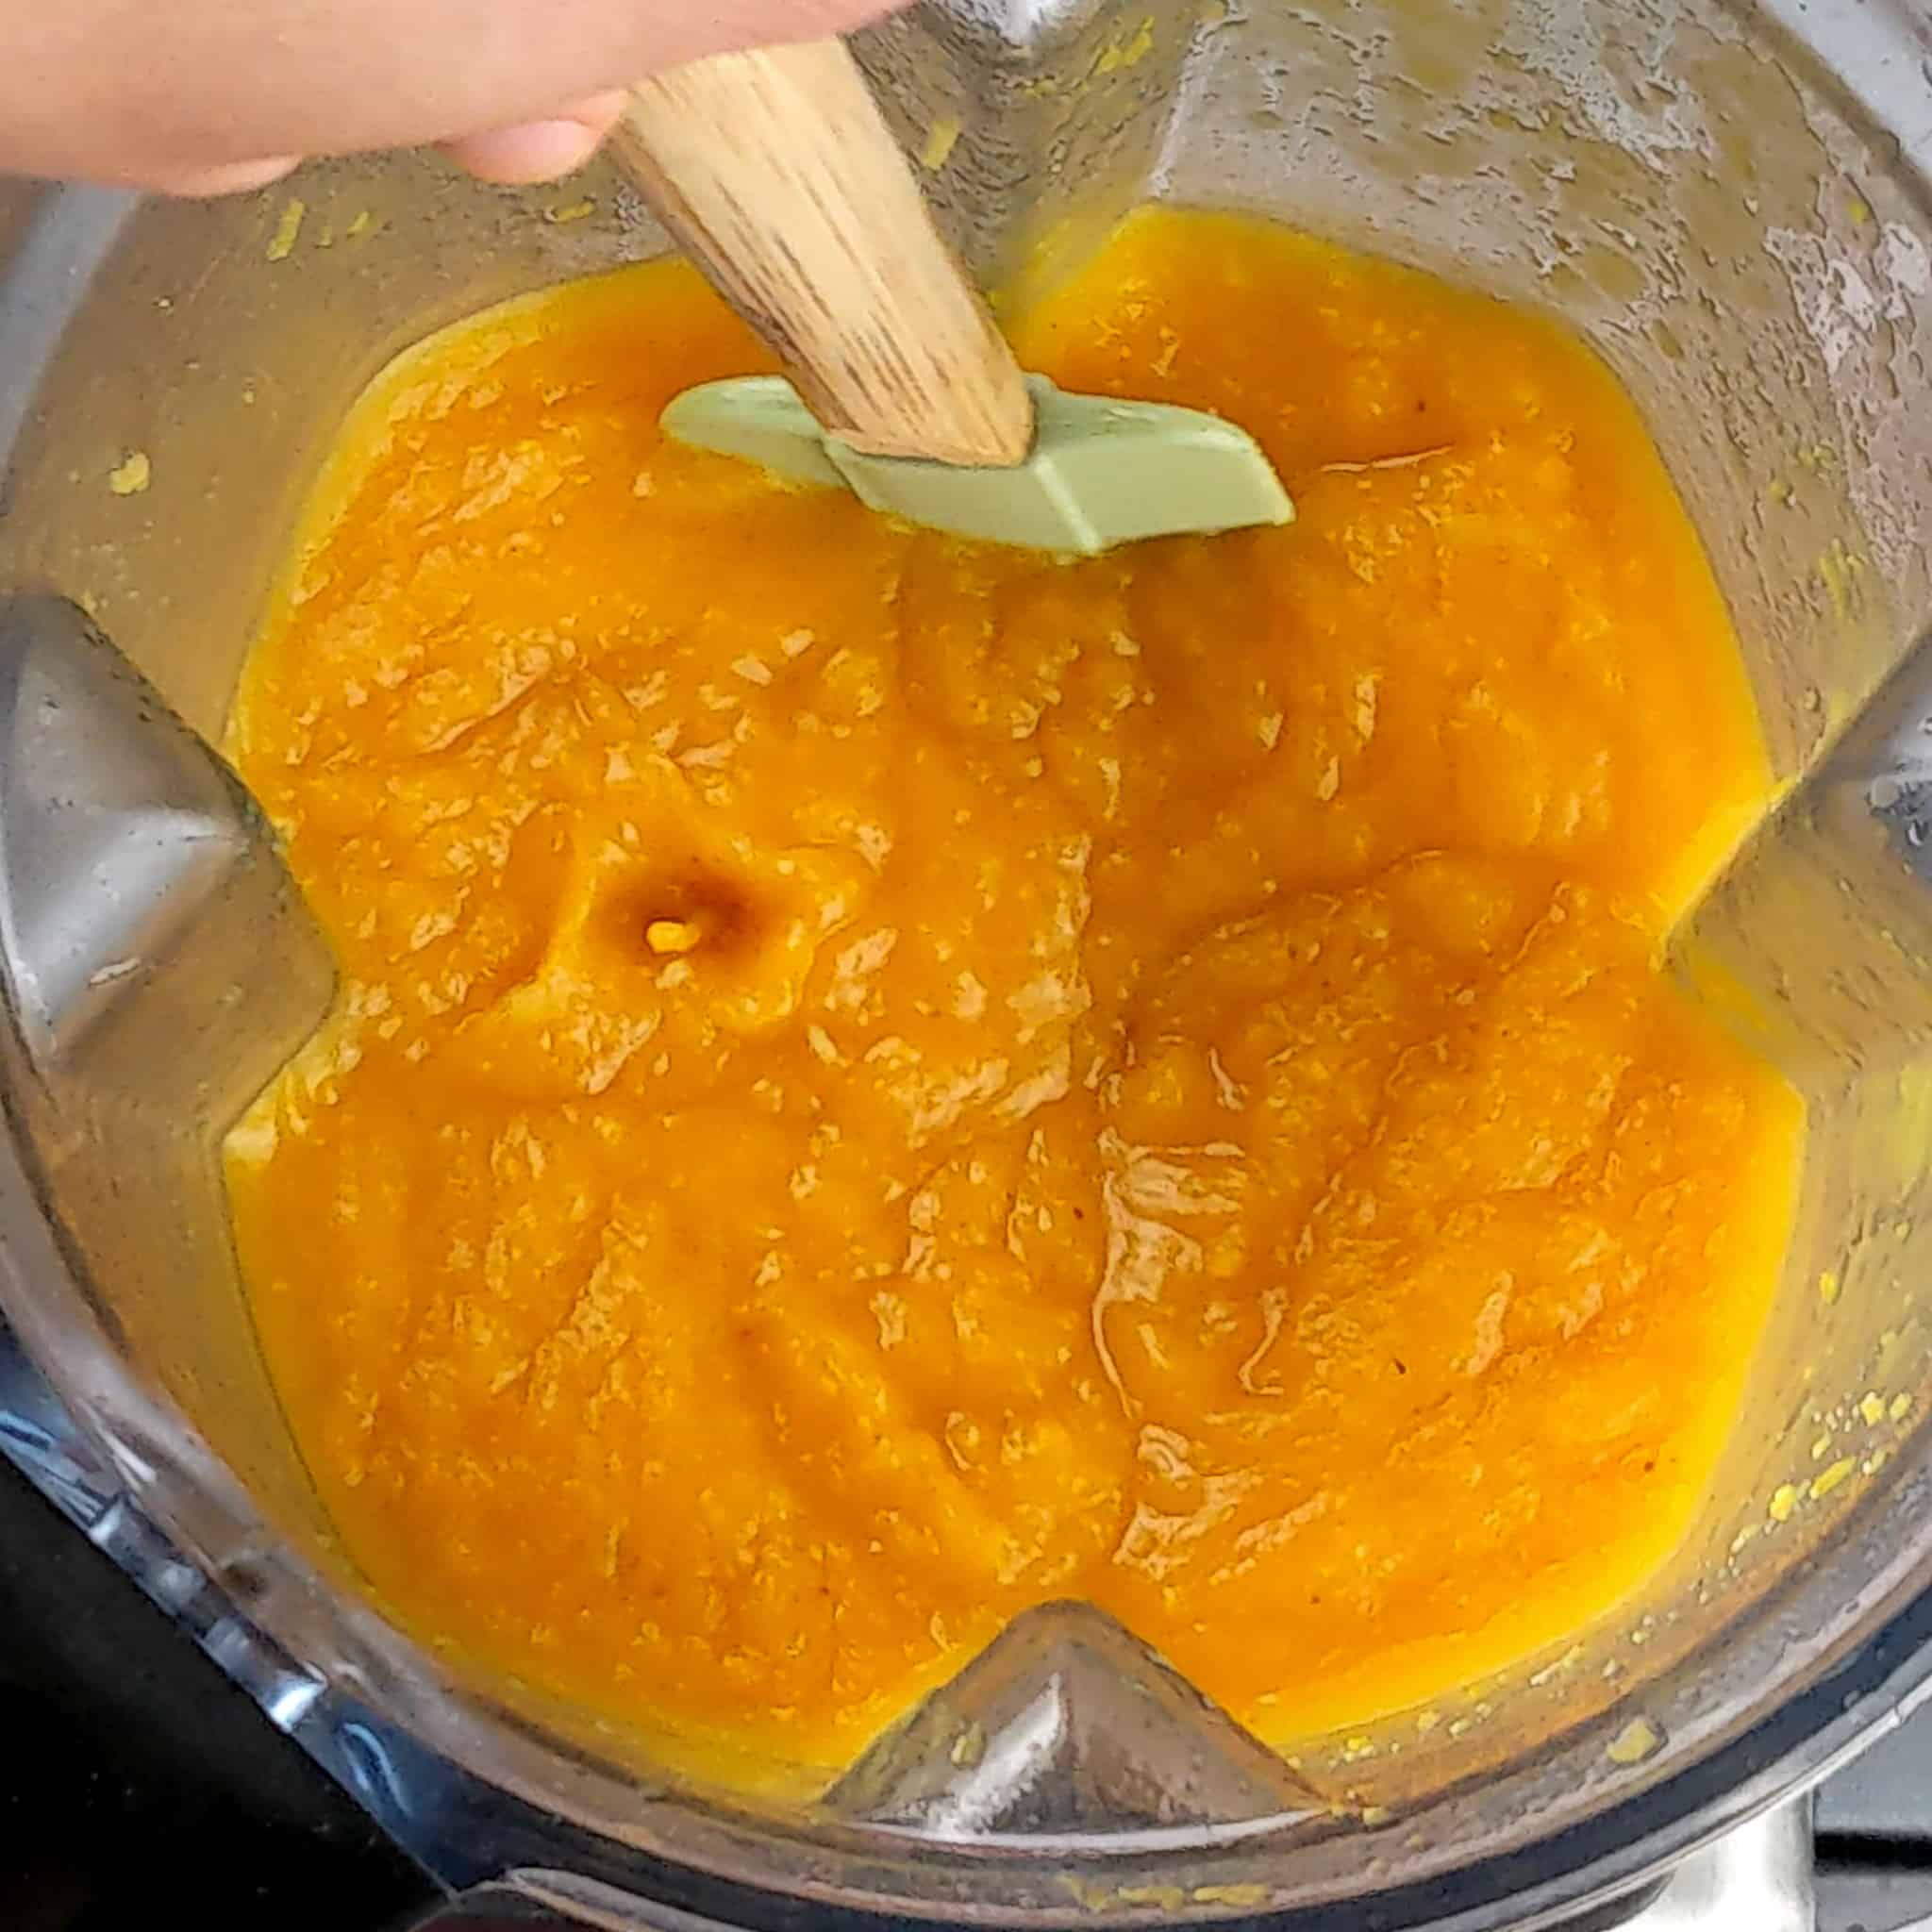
[4,2,1932,1924]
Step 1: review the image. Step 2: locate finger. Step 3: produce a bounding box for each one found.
[142,155,303,197]
[440,91,626,186]
[2,2,905,180]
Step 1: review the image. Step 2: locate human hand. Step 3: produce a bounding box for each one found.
[2,1,901,195]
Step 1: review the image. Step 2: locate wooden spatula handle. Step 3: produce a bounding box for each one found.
[614,38,1034,468]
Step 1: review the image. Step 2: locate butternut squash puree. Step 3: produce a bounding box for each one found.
[225,208,1802,1783]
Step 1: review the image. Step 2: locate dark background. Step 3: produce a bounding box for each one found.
[0,1455,430,1932]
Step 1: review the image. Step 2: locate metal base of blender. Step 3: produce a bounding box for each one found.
[1614,1803,1810,1931]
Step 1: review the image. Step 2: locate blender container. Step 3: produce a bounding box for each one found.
[3,0,1932,1924]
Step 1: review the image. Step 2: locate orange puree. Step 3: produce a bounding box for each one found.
[225,208,1802,1783]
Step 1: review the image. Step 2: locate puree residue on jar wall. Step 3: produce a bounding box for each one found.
[223,207,1804,1786]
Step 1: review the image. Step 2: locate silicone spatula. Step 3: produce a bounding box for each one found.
[611,39,1292,557]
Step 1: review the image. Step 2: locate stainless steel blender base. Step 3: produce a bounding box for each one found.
[1623,1806,1810,1931]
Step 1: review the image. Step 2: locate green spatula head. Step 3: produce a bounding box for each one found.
[660,374,1293,557]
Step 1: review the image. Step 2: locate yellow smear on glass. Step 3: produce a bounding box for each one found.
[919,116,963,172]
[266,197,306,263]
[107,451,151,497]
